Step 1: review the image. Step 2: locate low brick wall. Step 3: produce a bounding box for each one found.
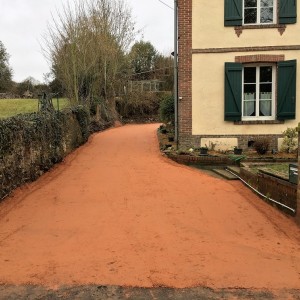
[0,107,90,200]
[241,168,297,215]
[166,153,234,165]
[165,150,297,215]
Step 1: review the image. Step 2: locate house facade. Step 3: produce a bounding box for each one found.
[178,0,299,151]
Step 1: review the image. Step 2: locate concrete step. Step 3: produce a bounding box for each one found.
[226,166,241,176]
[212,169,239,180]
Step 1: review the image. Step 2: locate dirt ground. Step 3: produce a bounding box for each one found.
[0,124,300,299]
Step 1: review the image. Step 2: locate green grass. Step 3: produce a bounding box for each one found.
[263,163,290,174]
[251,163,290,179]
[0,98,71,119]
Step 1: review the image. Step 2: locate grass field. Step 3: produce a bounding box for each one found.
[0,98,70,119]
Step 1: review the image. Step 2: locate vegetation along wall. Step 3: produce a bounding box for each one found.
[0,106,90,200]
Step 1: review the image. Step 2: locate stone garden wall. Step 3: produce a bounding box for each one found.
[0,106,90,200]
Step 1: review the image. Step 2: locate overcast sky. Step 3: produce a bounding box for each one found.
[0,0,174,83]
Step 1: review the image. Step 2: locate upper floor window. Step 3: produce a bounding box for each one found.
[224,0,297,27]
[244,0,277,24]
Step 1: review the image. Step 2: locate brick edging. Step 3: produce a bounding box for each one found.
[235,54,285,63]
[192,45,300,54]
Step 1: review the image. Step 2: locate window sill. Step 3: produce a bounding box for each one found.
[234,24,286,37]
[234,120,284,125]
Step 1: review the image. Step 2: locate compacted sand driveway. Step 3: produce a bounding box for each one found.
[0,124,300,298]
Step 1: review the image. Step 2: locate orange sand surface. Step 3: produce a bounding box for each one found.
[0,124,299,290]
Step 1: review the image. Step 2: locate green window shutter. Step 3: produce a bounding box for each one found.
[225,62,242,121]
[277,60,297,120]
[279,0,297,24]
[224,0,243,26]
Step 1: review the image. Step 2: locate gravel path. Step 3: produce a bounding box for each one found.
[0,124,299,298]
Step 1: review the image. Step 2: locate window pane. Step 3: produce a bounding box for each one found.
[260,0,273,7]
[245,0,257,7]
[260,82,272,108]
[244,83,256,95]
[260,91,272,100]
[260,100,272,116]
[260,83,272,93]
[244,8,257,23]
[244,101,256,116]
[244,67,256,83]
[260,66,272,82]
[261,7,273,23]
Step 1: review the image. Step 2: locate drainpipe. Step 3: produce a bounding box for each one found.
[297,124,300,222]
[226,169,296,214]
[174,0,179,146]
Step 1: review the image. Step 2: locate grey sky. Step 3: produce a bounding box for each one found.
[0,0,174,83]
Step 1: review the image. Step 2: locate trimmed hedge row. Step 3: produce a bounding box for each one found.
[0,106,90,200]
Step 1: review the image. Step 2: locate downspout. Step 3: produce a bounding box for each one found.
[174,0,179,146]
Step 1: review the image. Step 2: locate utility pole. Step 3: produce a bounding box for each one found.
[174,0,179,145]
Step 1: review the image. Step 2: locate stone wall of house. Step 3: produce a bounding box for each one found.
[0,106,90,200]
[178,133,282,152]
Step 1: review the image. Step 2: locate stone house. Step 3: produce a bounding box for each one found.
[178,0,299,151]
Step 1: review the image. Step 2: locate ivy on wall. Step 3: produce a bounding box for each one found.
[0,106,90,200]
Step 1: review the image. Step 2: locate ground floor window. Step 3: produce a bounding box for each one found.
[224,59,296,122]
[243,65,275,120]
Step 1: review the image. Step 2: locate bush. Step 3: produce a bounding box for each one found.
[254,138,270,155]
[159,95,174,124]
[281,127,298,153]
[116,92,161,119]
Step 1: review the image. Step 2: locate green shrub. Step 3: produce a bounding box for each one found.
[159,95,174,124]
[281,127,297,153]
[116,92,161,118]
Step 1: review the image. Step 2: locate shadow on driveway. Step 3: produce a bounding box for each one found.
[1,285,299,300]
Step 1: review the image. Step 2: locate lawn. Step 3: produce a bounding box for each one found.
[0,98,70,119]
[251,163,291,180]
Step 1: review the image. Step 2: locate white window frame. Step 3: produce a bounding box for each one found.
[242,64,276,121]
[243,0,277,25]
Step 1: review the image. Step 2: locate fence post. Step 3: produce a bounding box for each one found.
[297,123,300,223]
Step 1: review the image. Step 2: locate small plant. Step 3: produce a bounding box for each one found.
[177,150,187,155]
[254,138,270,155]
[200,146,208,155]
[281,127,297,153]
[234,146,243,155]
[159,95,174,124]
[208,141,217,151]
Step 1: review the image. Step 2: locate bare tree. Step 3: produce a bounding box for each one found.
[44,0,135,109]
